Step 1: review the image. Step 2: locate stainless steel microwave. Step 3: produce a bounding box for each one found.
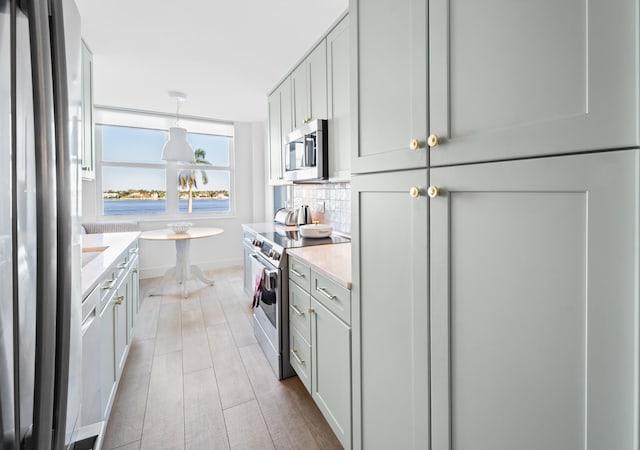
[283,119,328,182]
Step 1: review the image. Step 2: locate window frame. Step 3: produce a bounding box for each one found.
[95,107,236,221]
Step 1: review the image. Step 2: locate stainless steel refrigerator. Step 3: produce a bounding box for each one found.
[0,0,82,448]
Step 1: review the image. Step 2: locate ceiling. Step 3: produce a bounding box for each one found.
[75,0,348,123]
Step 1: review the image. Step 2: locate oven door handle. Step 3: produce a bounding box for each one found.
[249,253,279,291]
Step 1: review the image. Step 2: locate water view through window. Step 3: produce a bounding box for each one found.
[100,125,232,216]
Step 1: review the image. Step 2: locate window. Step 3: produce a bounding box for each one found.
[95,108,234,218]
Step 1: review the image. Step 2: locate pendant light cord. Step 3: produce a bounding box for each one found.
[175,99,181,126]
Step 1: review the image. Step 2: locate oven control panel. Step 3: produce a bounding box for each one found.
[252,236,285,268]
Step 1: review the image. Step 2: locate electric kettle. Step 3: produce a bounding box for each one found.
[297,205,312,226]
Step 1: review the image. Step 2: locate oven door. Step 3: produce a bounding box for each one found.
[250,252,280,348]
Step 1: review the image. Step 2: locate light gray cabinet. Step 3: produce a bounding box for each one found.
[80,286,102,425]
[351,169,429,450]
[310,297,351,450]
[288,256,352,449]
[429,150,639,450]
[292,42,328,129]
[80,39,94,179]
[327,16,350,181]
[350,0,428,174]
[129,251,139,332]
[429,0,639,166]
[267,78,292,185]
[352,0,640,172]
[114,269,130,377]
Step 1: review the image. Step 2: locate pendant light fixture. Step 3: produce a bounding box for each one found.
[161,91,195,162]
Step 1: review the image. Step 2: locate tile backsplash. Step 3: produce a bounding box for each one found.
[291,183,351,235]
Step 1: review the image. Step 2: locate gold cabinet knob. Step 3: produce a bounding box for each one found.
[409,187,422,198]
[409,138,421,151]
[427,186,440,198]
[115,295,124,305]
[308,307,315,313]
[427,134,440,148]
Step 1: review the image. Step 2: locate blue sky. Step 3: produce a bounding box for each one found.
[101,125,231,191]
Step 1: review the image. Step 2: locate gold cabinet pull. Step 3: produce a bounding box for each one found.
[409,138,421,151]
[427,186,440,198]
[427,134,440,148]
[115,295,124,305]
[308,307,315,314]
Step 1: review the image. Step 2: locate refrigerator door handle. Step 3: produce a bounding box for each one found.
[26,0,58,448]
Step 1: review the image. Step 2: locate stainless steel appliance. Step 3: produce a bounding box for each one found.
[249,228,350,379]
[0,0,82,448]
[297,205,312,225]
[274,207,298,225]
[284,119,328,182]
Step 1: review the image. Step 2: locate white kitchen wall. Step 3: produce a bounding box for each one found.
[292,182,351,234]
[81,121,269,278]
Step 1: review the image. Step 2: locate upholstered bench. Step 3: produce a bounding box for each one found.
[81,221,140,234]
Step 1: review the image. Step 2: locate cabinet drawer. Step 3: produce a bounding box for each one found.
[289,281,311,341]
[290,326,311,393]
[311,270,351,325]
[289,257,311,291]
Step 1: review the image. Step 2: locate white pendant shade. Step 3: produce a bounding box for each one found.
[162,127,194,162]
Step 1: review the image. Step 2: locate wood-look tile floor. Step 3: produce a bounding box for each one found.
[102,266,342,450]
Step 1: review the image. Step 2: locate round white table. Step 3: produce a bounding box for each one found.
[140,227,224,298]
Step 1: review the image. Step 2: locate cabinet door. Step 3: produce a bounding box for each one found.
[351,0,428,174]
[311,298,351,449]
[307,41,327,121]
[429,0,639,166]
[114,275,130,377]
[430,150,639,450]
[291,62,308,129]
[268,87,284,184]
[327,16,350,181]
[80,289,101,425]
[351,169,429,449]
[80,40,94,179]
[129,256,139,337]
[99,294,116,419]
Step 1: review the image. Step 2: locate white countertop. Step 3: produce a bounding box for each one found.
[81,231,140,298]
[287,243,352,289]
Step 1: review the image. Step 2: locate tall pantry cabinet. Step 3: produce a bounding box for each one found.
[351,0,640,449]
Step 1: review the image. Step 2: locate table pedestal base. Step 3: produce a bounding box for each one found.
[150,239,215,298]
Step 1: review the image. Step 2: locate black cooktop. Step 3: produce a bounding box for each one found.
[259,230,350,249]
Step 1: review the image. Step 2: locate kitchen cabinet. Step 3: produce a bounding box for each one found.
[80,285,102,425]
[292,42,327,129]
[81,237,139,428]
[351,0,640,172]
[80,39,95,179]
[268,78,292,184]
[327,16,350,181]
[428,0,639,166]
[99,283,117,420]
[288,253,352,449]
[350,0,427,174]
[351,169,429,450]
[429,150,639,450]
[310,297,351,450]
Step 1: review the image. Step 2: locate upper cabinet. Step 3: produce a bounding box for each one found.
[267,13,350,185]
[327,16,351,181]
[351,0,428,174]
[292,41,328,129]
[352,0,640,173]
[429,0,639,166]
[81,40,95,180]
[268,78,291,184]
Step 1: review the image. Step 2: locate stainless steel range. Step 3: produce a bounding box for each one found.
[245,224,350,379]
